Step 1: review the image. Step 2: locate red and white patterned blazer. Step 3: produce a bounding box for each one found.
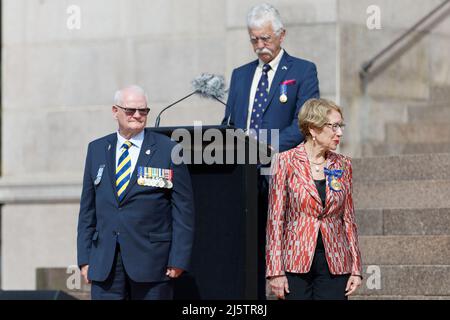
[266,143,362,278]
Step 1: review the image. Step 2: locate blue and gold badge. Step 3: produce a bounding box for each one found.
[324,167,343,192]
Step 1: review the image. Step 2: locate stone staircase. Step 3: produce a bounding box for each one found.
[363,101,450,156]
[351,95,450,299]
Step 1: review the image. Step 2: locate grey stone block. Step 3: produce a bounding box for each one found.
[356,208,450,236]
[356,99,409,143]
[359,236,450,265]
[386,123,450,144]
[430,33,450,86]
[352,153,450,182]
[430,86,450,102]
[36,268,90,295]
[357,265,450,296]
[354,180,450,209]
[383,208,450,235]
[129,0,227,37]
[362,142,450,156]
[355,209,383,236]
[285,24,337,95]
[36,268,68,291]
[3,42,126,109]
[340,24,430,100]
[2,108,115,177]
[135,37,227,104]
[408,105,450,123]
[1,204,78,290]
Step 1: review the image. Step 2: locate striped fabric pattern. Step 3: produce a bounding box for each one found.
[116,141,133,201]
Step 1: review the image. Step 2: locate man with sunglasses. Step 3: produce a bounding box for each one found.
[222,3,320,299]
[77,85,195,300]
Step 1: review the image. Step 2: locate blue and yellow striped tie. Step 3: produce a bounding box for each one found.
[116,141,132,201]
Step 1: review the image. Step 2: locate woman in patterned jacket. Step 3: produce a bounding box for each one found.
[266,98,362,300]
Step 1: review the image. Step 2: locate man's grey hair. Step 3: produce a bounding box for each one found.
[247,3,284,35]
[114,85,148,105]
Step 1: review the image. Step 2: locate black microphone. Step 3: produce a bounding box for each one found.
[154,73,227,127]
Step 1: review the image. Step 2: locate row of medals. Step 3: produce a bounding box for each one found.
[138,176,173,189]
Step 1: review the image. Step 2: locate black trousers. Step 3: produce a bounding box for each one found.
[285,233,350,300]
[91,244,173,300]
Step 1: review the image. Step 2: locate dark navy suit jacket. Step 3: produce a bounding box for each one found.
[222,51,320,152]
[77,128,195,283]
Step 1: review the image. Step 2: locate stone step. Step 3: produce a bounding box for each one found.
[356,208,450,236]
[430,86,450,102]
[362,142,450,156]
[359,236,450,265]
[408,105,450,123]
[354,179,450,209]
[386,123,450,144]
[352,153,450,182]
[356,265,450,296]
[36,267,90,299]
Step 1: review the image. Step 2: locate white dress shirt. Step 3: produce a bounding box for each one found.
[246,48,285,130]
[116,130,144,176]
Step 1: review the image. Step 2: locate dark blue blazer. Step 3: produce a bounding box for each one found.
[222,51,319,152]
[77,128,195,283]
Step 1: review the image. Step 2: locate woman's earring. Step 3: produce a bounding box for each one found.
[313,136,316,142]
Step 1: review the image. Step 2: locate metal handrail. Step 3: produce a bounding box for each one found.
[360,0,450,80]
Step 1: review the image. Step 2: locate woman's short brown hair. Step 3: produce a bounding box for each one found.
[298,98,343,140]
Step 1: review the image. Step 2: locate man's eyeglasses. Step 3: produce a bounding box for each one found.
[325,122,346,132]
[250,34,273,45]
[115,105,150,116]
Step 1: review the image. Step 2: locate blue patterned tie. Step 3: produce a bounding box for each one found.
[249,63,271,133]
[116,141,132,201]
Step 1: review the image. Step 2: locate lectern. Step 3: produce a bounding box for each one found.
[151,125,269,299]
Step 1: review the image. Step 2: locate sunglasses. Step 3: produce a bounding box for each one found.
[115,105,150,116]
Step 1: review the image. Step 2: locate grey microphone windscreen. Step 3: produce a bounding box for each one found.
[192,73,226,100]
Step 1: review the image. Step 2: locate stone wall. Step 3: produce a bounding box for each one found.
[0,0,338,290]
[337,0,450,156]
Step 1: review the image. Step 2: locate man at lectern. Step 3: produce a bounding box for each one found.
[222,3,320,299]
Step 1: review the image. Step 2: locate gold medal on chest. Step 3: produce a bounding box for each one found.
[330,177,342,191]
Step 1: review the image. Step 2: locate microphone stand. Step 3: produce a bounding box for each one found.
[154,91,197,127]
[212,96,226,106]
